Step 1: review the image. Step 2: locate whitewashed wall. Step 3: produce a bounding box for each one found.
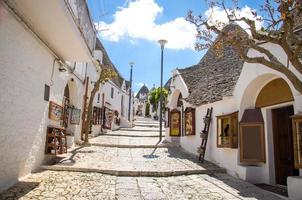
[234,43,302,183]
[98,80,131,130]
[0,7,86,191]
[166,43,302,184]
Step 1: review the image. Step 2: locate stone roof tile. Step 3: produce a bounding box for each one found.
[178,24,246,106]
[96,38,125,88]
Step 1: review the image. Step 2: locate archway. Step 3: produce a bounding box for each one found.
[168,89,183,137]
[168,89,182,109]
[62,84,70,128]
[62,79,79,135]
[239,74,298,185]
[255,78,294,108]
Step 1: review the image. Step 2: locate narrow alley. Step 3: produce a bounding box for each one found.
[0,117,282,200]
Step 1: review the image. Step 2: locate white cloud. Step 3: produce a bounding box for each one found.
[97,0,196,50]
[205,6,263,34]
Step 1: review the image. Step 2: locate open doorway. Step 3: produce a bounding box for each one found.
[62,84,70,128]
[272,105,299,185]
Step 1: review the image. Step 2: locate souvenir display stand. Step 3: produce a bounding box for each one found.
[45,126,67,155]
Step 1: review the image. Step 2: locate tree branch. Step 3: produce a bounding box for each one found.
[233,42,302,94]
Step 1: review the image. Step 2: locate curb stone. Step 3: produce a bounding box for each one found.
[40,165,226,177]
[88,143,178,148]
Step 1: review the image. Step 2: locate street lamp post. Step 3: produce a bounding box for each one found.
[128,62,134,122]
[158,39,167,142]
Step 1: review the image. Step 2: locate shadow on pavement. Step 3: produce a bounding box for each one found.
[206,173,284,200]
[46,145,87,166]
[0,181,40,199]
[143,141,161,159]
[165,147,225,171]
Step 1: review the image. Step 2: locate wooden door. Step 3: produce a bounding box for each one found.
[273,106,299,185]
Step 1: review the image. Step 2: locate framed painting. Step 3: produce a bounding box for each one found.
[170,109,181,136]
[70,108,81,125]
[185,107,195,136]
[49,101,63,121]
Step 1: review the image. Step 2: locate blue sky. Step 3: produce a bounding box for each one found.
[87,0,264,93]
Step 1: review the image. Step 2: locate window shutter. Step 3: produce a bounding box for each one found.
[291,115,302,169]
[239,109,266,165]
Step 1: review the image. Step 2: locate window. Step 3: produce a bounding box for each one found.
[217,112,238,148]
[121,95,124,117]
[291,114,302,169]
[239,109,266,165]
[97,93,100,103]
[44,84,50,101]
[111,88,114,99]
[102,93,105,107]
[185,108,196,136]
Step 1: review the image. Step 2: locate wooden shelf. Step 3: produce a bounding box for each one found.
[45,126,67,155]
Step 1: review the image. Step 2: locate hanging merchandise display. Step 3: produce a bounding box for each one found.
[103,107,114,129]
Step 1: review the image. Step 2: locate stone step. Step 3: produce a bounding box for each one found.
[41,165,226,177]
[134,119,159,123]
[88,143,177,148]
[100,133,164,137]
[119,128,164,132]
[135,124,161,128]
[42,145,226,178]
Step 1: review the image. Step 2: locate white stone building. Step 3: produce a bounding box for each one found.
[165,24,302,193]
[134,85,149,117]
[0,0,116,192]
[90,39,132,135]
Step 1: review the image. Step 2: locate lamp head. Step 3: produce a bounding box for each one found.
[158,39,168,49]
[129,61,134,67]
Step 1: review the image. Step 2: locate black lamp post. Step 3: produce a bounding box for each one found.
[128,62,134,122]
[158,39,167,142]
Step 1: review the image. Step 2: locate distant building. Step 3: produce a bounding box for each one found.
[91,39,132,134]
[134,85,149,116]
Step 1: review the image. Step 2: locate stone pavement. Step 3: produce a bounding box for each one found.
[0,171,282,200]
[42,145,224,176]
[0,117,283,199]
[42,117,224,176]
[89,135,161,146]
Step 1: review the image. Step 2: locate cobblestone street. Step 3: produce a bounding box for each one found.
[0,117,283,200]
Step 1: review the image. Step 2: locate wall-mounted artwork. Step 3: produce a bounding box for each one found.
[170,109,181,136]
[185,108,195,136]
[70,108,81,125]
[49,101,63,121]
